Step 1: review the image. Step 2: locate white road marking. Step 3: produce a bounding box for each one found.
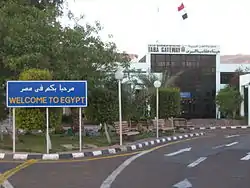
[173,178,192,188]
[187,157,207,168]
[212,144,224,149]
[225,142,238,147]
[213,141,238,149]
[241,153,250,160]
[100,150,151,188]
[0,173,14,188]
[164,147,192,157]
[225,135,239,138]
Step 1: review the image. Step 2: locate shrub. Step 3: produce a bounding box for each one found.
[85,87,118,124]
[16,69,62,131]
[216,85,243,119]
[151,87,181,118]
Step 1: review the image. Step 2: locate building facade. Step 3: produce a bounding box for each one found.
[128,44,250,119]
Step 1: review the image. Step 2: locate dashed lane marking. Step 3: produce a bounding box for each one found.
[100,136,210,188]
[225,135,240,138]
[225,142,238,147]
[187,157,207,168]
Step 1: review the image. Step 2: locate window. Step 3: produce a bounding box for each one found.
[220,72,234,84]
[151,54,156,64]
[170,55,181,62]
[156,61,165,67]
[155,54,165,63]
[165,54,170,61]
[186,55,196,61]
[200,55,216,67]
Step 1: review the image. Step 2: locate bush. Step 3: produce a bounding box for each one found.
[85,87,118,124]
[151,87,181,118]
[216,85,243,119]
[16,69,62,131]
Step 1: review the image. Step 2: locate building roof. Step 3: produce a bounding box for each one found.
[221,54,250,64]
[139,55,146,62]
[119,52,138,62]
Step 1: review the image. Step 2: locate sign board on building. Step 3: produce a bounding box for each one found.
[6,81,87,108]
[148,44,220,54]
[180,92,191,98]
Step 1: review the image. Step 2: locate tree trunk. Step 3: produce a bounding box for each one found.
[70,107,84,134]
[0,123,3,142]
[232,110,236,119]
[103,123,111,144]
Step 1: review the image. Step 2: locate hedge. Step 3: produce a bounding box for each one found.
[151,87,181,118]
[16,69,62,131]
[84,87,118,124]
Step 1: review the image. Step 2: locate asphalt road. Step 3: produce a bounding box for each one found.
[1,129,250,188]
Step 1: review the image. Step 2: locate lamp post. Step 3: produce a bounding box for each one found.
[154,80,161,138]
[115,69,124,145]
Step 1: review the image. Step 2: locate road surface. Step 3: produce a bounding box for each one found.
[1,129,250,188]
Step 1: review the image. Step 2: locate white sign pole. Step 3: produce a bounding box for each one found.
[46,107,49,154]
[12,108,15,153]
[79,107,82,151]
[156,87,159,138]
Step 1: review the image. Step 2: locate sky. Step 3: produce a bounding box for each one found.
[62,0,250,57]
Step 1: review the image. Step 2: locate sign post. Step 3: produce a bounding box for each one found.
[79,107,82,151]
[12,108,15,153]
[6,80,88,154]
[46,107,49,154]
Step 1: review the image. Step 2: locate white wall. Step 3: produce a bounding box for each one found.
[239,74,250,87]
[129,62,150,72]
[239,73,250,121]
[218,63,250,72]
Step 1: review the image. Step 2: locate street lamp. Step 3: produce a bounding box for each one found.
[115,69,124,145]
[154,80,161,138]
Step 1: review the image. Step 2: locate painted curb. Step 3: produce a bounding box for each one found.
[189,126,250,130]
[0,132,205,161]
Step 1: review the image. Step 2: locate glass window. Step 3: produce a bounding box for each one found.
[181,55,186,61]
[186,55,196,61]
[154,66,163,73]
[156,61,165,67]
[151,53,216,118]
[151,54,156,64]
[165,54,170,61]
[200,55,216,66]
[170,55,181,62]
[155,54,165,63]
[220,72,234,84]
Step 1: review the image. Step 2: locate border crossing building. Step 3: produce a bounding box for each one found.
[127,44,250,119]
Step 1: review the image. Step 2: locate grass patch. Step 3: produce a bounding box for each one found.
[0,130,173,153]
[0,134,115,153]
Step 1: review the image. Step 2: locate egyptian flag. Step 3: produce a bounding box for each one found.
[178,3,188,20]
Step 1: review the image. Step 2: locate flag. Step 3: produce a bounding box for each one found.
[178,3,184,11]
[178,2,188,20]
[182,13,188,19]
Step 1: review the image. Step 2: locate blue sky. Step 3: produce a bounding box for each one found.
[63,0,250,57]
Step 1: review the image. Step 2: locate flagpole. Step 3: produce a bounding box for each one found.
[156,4,160,44]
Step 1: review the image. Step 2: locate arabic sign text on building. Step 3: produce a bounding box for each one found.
[6,81,87,108]
[148,45,220,54]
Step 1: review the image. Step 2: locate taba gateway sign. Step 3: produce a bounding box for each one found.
[148,45,220,54]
